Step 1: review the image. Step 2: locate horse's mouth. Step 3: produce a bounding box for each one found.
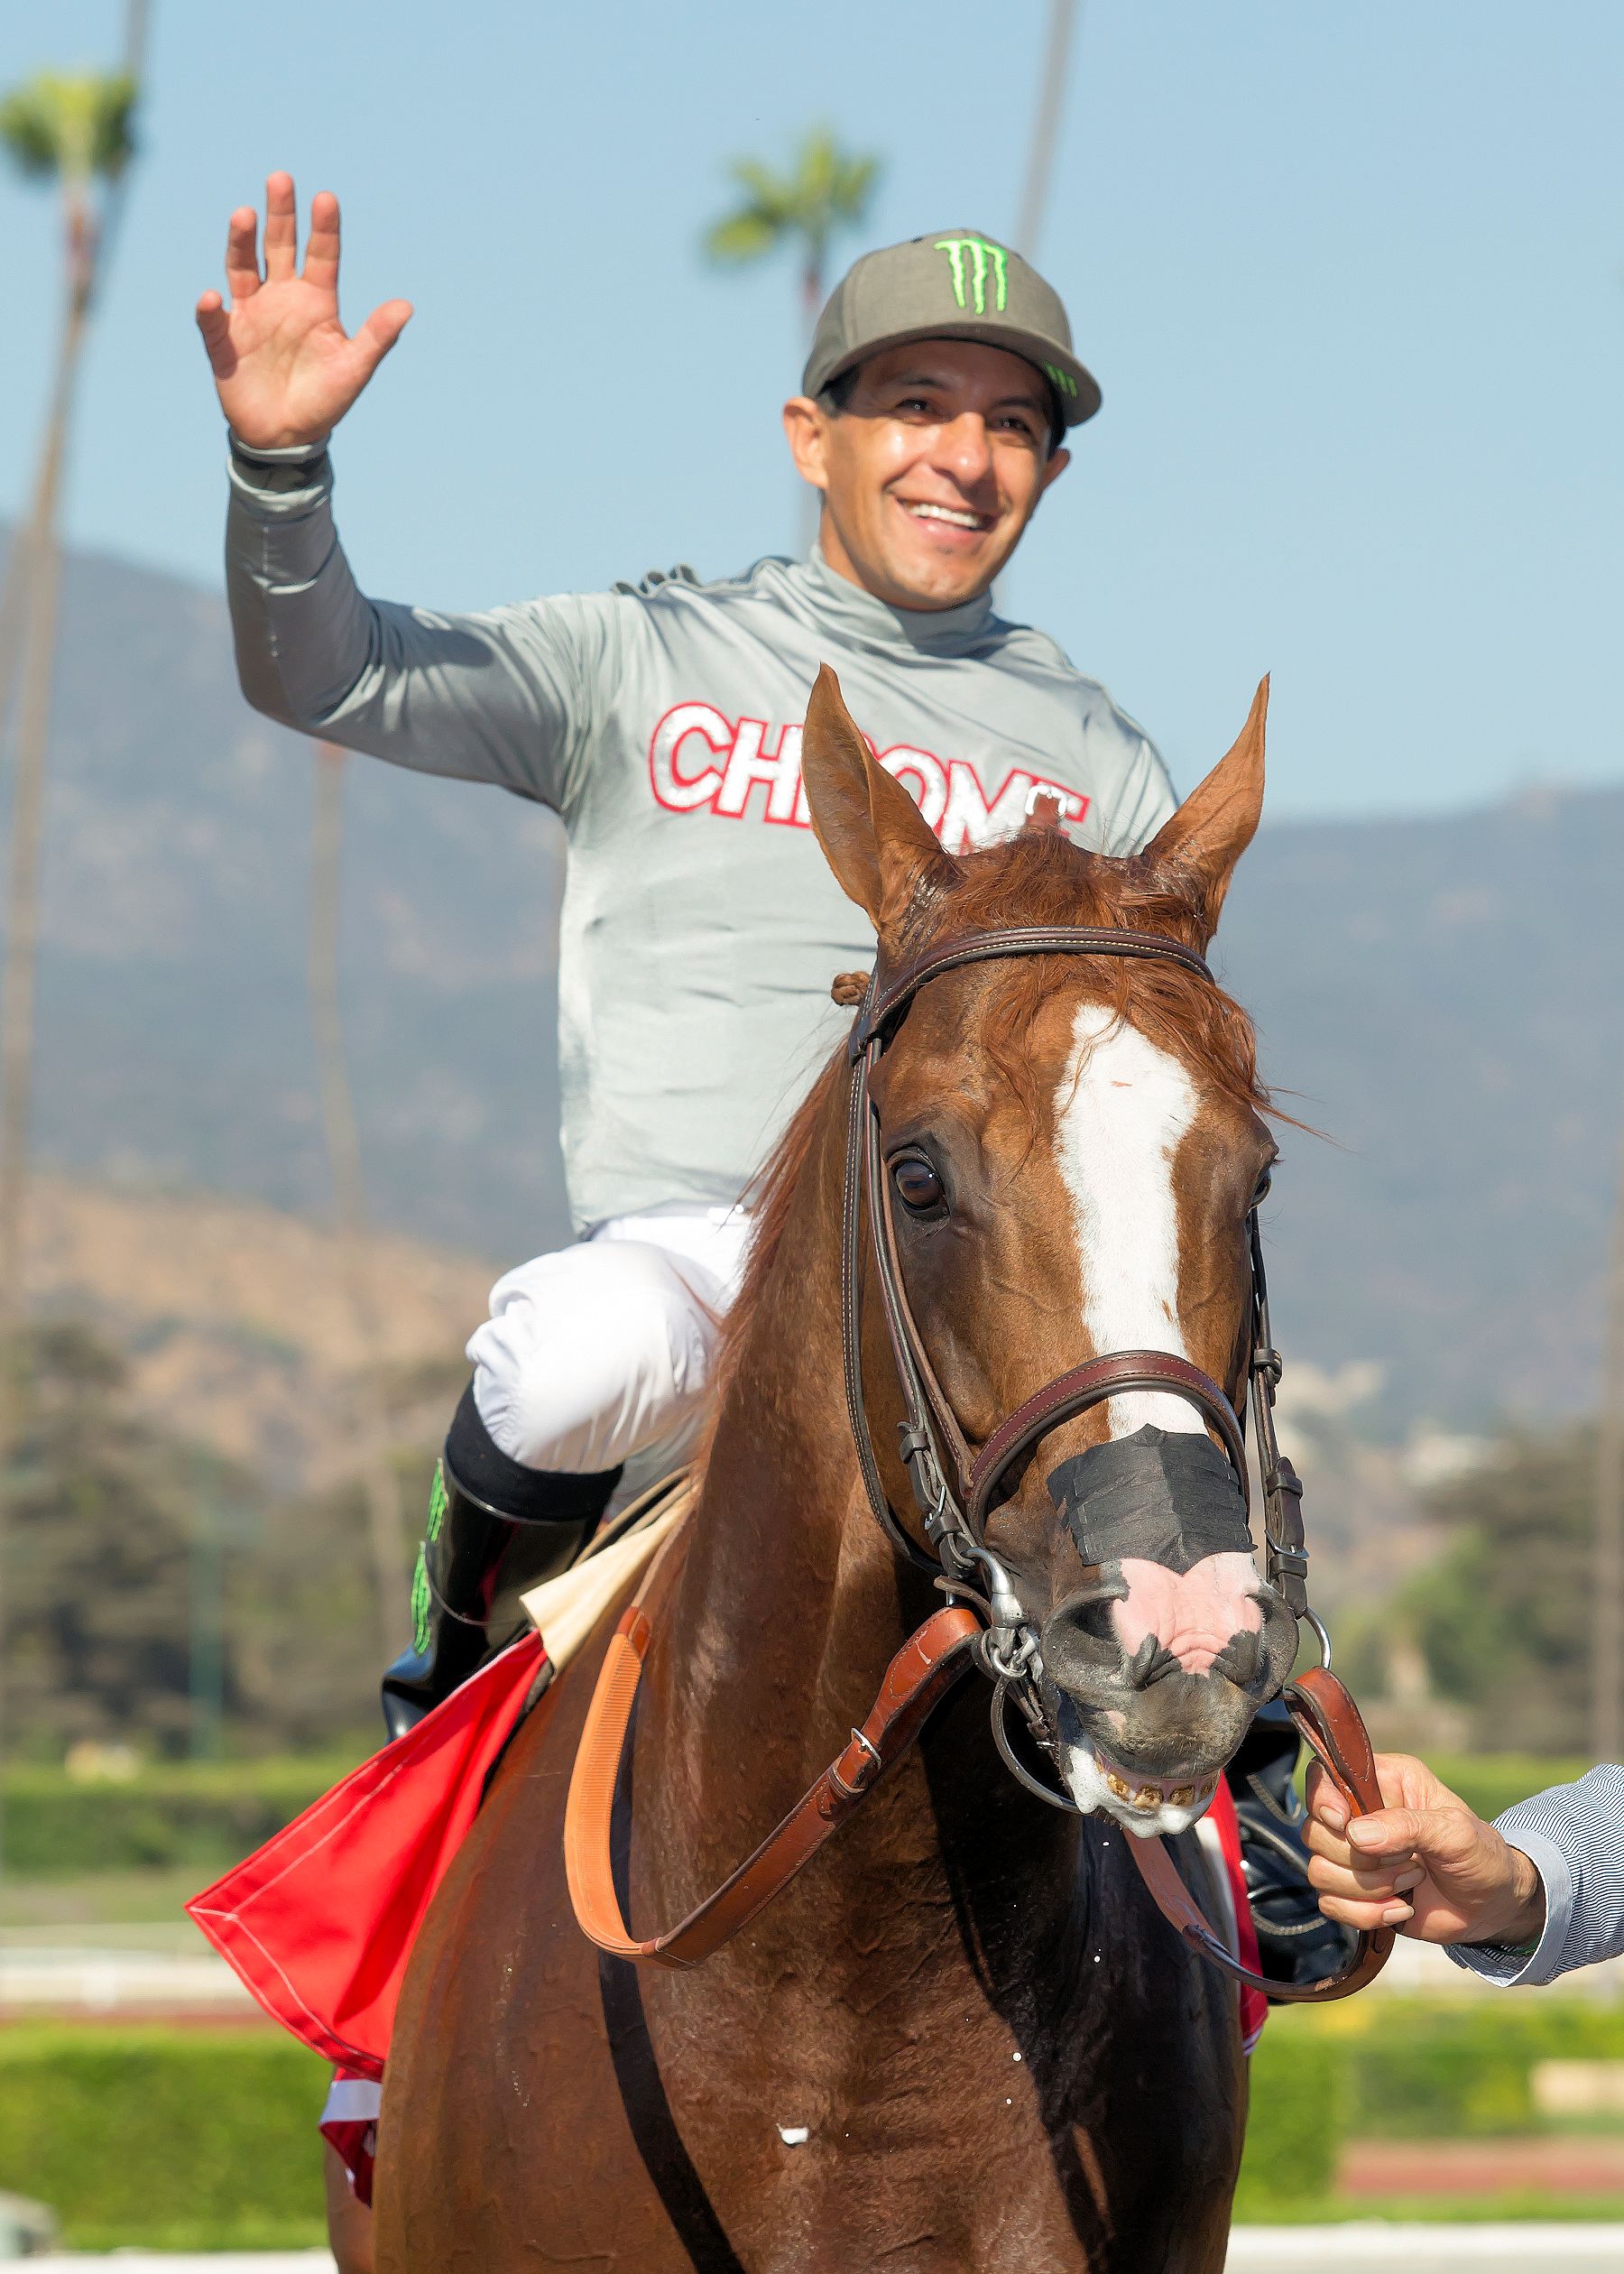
[1093,1749,1220,1816]
[1050,1717,1226,1836]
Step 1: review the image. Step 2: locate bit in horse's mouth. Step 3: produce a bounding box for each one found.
[1092,1749,1219,1816]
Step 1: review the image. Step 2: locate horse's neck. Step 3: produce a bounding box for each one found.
[652,1077,898,1793]
[639,1068,1077,1929]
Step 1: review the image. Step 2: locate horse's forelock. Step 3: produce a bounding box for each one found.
[903,829,1269,1125]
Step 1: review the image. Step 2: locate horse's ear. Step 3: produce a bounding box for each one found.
[1140,675,1269,940]
[800,664,956,938]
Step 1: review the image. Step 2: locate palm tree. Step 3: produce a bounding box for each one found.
[702,127,881,344]
[0,13,146,1881]
[1593,1129,1624,1758]
[1015,0,1080,260]
[0,52,143,1329]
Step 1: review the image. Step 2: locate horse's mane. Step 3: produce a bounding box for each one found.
[701,827,1269,1456]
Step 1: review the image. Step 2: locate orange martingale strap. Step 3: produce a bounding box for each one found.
[565,1603,981,1970]
[1126,1666,1394,2005]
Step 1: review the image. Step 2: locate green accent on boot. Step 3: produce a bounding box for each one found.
[425,1460,448,1544]
[410,1545,432,1657]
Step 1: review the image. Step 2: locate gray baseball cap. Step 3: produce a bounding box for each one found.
[802,228,1101,429]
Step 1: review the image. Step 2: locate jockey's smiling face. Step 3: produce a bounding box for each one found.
[783,339,1071,613]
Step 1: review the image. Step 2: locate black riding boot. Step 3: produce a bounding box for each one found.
[381,1382,622,1740]
[1226,1697,1360,1992]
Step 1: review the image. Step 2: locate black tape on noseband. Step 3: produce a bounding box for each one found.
[1047,1425,1253,1576]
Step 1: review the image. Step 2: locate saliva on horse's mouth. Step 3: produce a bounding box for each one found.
[1050,1695,1226,1836]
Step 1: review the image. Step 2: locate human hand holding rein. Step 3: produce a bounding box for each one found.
[1306,1750,1546,1949]
[196,172,411,450]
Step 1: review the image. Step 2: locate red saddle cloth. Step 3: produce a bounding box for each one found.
[189,1630,1265,2092]
[187,1632,549,2078]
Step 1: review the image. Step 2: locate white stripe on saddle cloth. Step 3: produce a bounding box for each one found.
[520,1475,695,1673]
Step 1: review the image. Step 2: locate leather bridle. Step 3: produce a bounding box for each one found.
[841,923,1317,1760]
[566,918,1392,2004]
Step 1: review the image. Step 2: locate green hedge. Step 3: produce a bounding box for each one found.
[0,2027,331,2251]
[1234,2029,1340,2205]
[1428,1753,1591,1826]
[1346,2001,1624,2137]
[6,1751,1585,1881]
[0,1754,361,1877]
[9,2002,1624,2247]
[1236,1999,1624,2214]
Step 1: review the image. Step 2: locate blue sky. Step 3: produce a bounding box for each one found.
[0,0,1618,818]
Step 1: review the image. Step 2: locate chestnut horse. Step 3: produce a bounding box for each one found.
[375,673,1299,2271]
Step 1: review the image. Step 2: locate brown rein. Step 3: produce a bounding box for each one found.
[564,920,1390,2005]
[563,1553,980,1970]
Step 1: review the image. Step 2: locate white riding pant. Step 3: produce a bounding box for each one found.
[466,1206,752,1506]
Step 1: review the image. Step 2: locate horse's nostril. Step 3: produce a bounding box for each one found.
[1211,1628,1265,1688]
[1040,1590,1125,1692]
[1126,1634,1180,1690]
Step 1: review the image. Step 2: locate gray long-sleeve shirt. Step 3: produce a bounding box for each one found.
[226,446,1176,1230]
[1450,1767,1624,1986]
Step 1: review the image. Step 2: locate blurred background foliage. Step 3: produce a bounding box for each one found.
[0,1306,1599,1768]
[1340,1427,1592,1756]
[3,1319,436,1767]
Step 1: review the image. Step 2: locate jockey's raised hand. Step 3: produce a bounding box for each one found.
[196,172,412,449]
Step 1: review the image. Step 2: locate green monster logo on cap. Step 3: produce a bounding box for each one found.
[934,235,1009,316]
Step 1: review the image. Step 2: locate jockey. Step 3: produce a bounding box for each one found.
[199,178,1343,1990]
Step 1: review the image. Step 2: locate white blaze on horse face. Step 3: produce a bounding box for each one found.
[1053,1003,1202,1437]
[1049,1003,1269,1788]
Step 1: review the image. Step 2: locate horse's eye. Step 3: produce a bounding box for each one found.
[892,1154,946,1216]
[1250,1166,1275,1208]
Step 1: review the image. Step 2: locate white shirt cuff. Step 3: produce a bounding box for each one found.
[1444,1829,1573,1986]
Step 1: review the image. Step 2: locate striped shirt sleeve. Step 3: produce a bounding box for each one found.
[1447,1765,1624,1986]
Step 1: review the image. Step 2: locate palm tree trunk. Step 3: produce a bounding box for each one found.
[798,256,826,558]
[0,201,96,1892]
[0,530,34,775]
[1592,1125,1624,1757]
[1016,0,1080,259]
[0,0,150,1888]
[308,744,408,1667]
[0,280,88,1321]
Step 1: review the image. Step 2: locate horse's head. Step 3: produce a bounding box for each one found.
[801,667,1299,1837]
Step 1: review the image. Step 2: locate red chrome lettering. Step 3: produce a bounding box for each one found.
[714,719,805,825]
[647,707,1090,848]
[650,703,732,812]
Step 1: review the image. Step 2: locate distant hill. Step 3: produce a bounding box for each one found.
[7,531,1623,1430]
[23,1173,486,1493]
